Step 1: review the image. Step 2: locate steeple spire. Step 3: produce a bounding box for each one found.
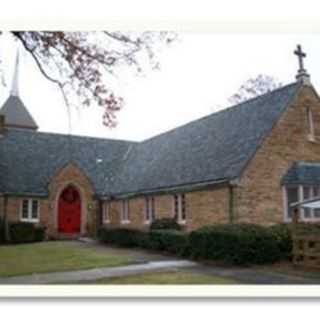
[0,47,39,130]
[10,49,20,96]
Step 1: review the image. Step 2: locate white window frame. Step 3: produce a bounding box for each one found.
[20,199,40,223]
[307,107,316,142]
[283,185,320,222]
[173,194,186,224]
[103,202,110,224]
[121,199,130,224]
[144,196,155,224]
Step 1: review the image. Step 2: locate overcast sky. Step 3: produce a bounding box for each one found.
[1,33,320,141]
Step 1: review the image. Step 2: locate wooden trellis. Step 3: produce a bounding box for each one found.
[292,208,320,269]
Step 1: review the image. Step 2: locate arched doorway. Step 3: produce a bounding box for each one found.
[58,185,81,234]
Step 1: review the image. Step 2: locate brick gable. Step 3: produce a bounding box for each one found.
[235,84,320,225]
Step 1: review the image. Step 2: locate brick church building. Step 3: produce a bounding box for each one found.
[1,45,320,239]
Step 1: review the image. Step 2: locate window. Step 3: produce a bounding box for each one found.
[103,202,110,223]
[121,200,130,223]
[307,107,315,141]
[21,199,39,222]
[173,194,186,223]
[284,185,320,222]
[145,197,155,223]
[303,186,312,218]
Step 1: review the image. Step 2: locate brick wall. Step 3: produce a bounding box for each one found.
[186,187,230,230]
[235,84,320,225]
[104,187,230,231]
[3,196,50,227]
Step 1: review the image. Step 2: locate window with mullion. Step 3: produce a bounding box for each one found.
[173,194,186,223]
[104,202,110,223]
[284,185,320,222]
[173,195,179,219]
[21,199,39,222]
[303,186,312,219]
[121,200,130,222]
[286,186,298,219]
[314,187,320,218]
[145,197,155,222]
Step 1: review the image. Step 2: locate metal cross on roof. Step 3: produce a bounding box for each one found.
[294,44,307,73]
[294,44,310,82]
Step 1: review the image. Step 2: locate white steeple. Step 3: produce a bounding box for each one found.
[10,49,20,96]
[0,48,39,130]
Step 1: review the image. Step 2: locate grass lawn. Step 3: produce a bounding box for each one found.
[75,270,239,285]
[0,241,133,277]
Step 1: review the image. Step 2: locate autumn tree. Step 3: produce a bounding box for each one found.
[0,31,176,127]
[228,74,282,105]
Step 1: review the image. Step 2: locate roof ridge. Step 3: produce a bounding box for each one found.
[141,81,301,144]
[6,127,137,144]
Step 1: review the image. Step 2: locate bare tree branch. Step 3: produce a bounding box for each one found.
[228,74,282,105]
[5,31,176,127]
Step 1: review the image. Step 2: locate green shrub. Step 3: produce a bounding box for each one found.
[97,227,148,248]
[97,227,189,256]
[34,225,47,242]
[150,218,181,231]
[189,224,281,266]
[10,222,36,243]
[9,222,46,243]
[150,230,190,256]
[269,223,292,260]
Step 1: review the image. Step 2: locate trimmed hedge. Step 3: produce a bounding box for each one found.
[33,225,47,242]
[97,227,148,248]
[9,222,46,244]
[189,224,281,265]
[98,223,293,266]
[150,218,181,231]
[268,223,292,259]
[98,227,189,256]
[150,230,189,256]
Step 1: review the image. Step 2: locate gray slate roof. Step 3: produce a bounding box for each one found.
[281,161,320,186]
[109,81,302,196]
[0,96,38,130]
[0,81,302,197]
[0,129,135,196]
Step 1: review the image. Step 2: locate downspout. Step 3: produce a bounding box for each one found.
[96,199,104,238]
[3,194,10,242]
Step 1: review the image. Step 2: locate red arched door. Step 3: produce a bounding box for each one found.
[58,185,81,234]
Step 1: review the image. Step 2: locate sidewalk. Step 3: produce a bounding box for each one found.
[0,260,197,285]
[185,265,320,285]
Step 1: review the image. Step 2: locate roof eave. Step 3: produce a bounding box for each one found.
[1,191,48,198]
[105,178,233,200]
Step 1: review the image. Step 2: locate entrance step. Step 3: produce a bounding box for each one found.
[54,233,81,240]
[78,237,97,244]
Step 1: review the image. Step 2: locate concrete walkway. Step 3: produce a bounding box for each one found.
[185,265,320,285]
[0,260,197,285]
[1,260,318,285]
